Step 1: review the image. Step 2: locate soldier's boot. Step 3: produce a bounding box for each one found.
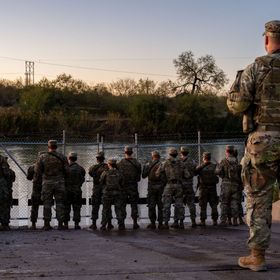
[133,219,140,230]
[162,222,169,230]
[31,222,37,230]
[191,218,197,228]
[74,222,81,230]
[158,222,164,230]
[232,217,238,226]
[212,219,218,226]
[58,221,65,230]
[239,216,245,225]
[64,221,69,230]
[171,220,179,229]
[118,222,126,231]
[43,220,52,231]
[199,220,206,227]
[100,224,107,231]
[107,220,114,230]
[147,221,156,230]
[89,221,97,230]
[179,220,185,229]
[219,220,227,227]
[228,218,232,226]
[238,249,267,272]
[2,224,10,231]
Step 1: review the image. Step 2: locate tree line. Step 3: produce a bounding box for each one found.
[0,51,242,137]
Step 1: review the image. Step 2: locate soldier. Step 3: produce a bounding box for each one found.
[195,152,219,226]
[176,146,197,228]
[100,158,126,231]
[64,152,86,230]
[34,140,69,230]
[215,145,242,226]
[117,146,141,229]
[27,161,43,230]
[227,20,280,271]
[157,147,187,229]
[142,150,166,230]
[88,151,110,230]
[0,156,15,231]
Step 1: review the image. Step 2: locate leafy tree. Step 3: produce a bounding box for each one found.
[109,79,137,96]
[173,51,228,94]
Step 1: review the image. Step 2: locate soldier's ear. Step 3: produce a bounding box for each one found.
[265,35,269,47]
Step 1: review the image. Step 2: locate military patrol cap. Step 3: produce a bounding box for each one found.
[263,20,280,38]
[48,139,57,147]
[202,152,211,159]
[180,146,189,153]
[68,152,77,158]
[151,150,160,157]
[225,145,235,152]
[96,151,105,158]
[168,147,178,155]
[107,157,117,164]
[124,146,133,153]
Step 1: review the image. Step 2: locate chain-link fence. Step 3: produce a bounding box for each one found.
[0,131,246,227]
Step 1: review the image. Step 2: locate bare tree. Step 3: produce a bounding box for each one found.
[173,51,228,94]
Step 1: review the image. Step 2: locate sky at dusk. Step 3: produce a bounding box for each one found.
[0,0,279,88]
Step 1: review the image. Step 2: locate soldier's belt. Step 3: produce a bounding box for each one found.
[257,125,280,131]
[168,179,181,184]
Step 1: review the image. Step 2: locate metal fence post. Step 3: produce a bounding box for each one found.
[135,133,138,159]
[101,135,104,152]
[62,130,66,156]
[198,130,201,165]
[97,133,100,152]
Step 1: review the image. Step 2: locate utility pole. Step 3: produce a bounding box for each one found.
[25,61,34,86]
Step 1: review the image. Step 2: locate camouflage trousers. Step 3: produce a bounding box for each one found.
[219,182,240,222]
[242,130,280,250]
[101,191,126,226]
[198,185,219,221]
[147,184,164,223]
[174,183,196,221]
[30,184,42,223]
[162,183,184,223]
[124,183,139,220]
[0,178,11,225]
[64,190,82,223]
[41,178,66,222]
[91,184,112,222]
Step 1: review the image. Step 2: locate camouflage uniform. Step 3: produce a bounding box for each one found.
[65,159,85,225]
[142,155,166,227]
[117,155,141,222]
[27,164,42,225]
[88,159,109,224]
[0,156,14,229]
[157,149,187,227]
[227,19,280,272]
[195,156,219,224]
[100,163,126,229]
[215,153,242,224]
[177,154,197,224]
[34,146,69,224]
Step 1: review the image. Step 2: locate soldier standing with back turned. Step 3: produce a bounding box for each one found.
[227,20,280,271]
[142,150,166,230]
[88,151,110,230]
[64,152,85,229]
[34,140,69,230]
[117,146,142,229]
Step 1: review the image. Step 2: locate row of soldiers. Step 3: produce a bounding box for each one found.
[0,140,243,231]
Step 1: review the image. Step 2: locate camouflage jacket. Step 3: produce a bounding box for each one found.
[227,51,280,125]
[117,158,141,185]
[195,162,218,187]
[88,162,108,186]
[142,159,166,187]
[181,157,196,184]
[215,156,242,185]
[99,168,124,194]
[34,151,69,183]
[66,162,86,192]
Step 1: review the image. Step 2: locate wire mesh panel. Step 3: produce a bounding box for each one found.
[0,131,246,227]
